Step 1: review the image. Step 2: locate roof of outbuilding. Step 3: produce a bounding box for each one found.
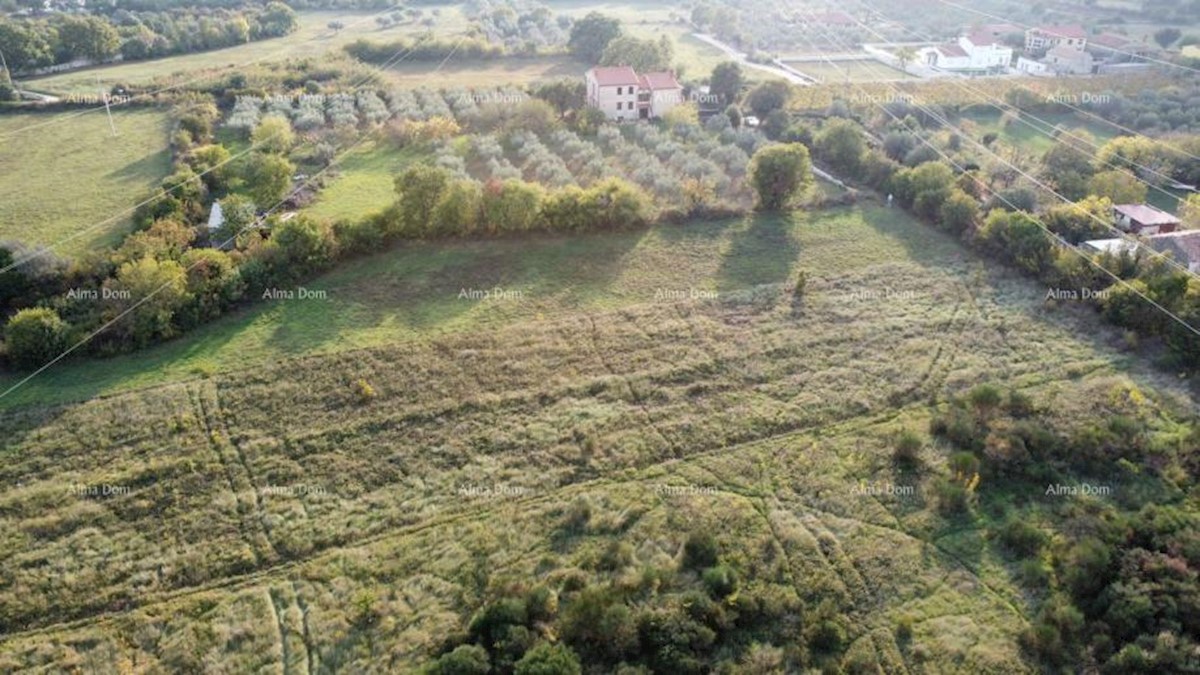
[1114,203,1181,226]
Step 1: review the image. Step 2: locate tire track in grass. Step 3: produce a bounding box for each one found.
[189,382,267,568]
[198,379,279,563]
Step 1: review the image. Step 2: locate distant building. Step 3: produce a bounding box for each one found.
[1113,203,1181,235]
[1025,25,1087,52]
[585,66,683,121]
[1088,34,1158,65]
[919,33,1013,72]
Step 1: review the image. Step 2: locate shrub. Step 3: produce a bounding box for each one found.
[3,307,71,369]
[514,642,581,675]
[701,564,738,598]
[995,517,1048,557]
[894,429,922,465]
[682,531,719,570]
[427,644,490,675]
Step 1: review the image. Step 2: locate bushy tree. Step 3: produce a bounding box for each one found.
[814,118,865,175]
[426,644,490,675]
[567,12,620,62]
[267,216,336,278]
[514,642,581,675]
[600,35,673,72]
[1088,170,1148,204]
[394,165,452,236]
[104,257,190,347]
[745,81,792,119]
[749,143,812,211]
[242,153,295,207]
[709,61,744,104]
[4,307,70,369]
[481,179,545,233]
[251,114,295,154]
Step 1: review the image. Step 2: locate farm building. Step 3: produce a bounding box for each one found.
[1112,203,1181,235]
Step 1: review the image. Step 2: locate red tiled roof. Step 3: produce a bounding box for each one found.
[1115,203,1181,226]
[1031,25,1086,39]
[639,71,681,90]
[588,66,639,87]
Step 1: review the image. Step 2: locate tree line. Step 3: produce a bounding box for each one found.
[0,2,297,76]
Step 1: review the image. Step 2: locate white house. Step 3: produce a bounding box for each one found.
[920,33,1012,72]
[585,66,683,121]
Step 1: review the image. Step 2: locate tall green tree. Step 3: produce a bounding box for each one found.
[814,118,866,175]
[567,12,621,62]
[242,153,294,208]
[53,15,120,62]
[709,61,744,104]
[598,35,672,72]
[749,143,813,211]
[745,81,793,119]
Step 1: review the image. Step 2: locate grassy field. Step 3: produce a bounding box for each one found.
[960,109,1121,157]
[0,199,1194,671]
[304,140,423,222]
[23,8,469,97]
[783,58,916,83]
[383,54,590,89]
[0,109,173,255]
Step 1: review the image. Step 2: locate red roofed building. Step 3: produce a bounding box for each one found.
[586,66,683,121]
[1026,25,1087,52]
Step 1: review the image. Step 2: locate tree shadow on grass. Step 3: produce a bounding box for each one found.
[715,212,800,295]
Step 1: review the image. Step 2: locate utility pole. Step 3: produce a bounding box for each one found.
[102,90,117,136]
[0,48,21,99]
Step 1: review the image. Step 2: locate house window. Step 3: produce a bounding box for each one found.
[616,102,622,110]
[617,86,623,95]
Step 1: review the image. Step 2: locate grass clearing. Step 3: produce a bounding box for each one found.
[382,54,589,89]
[960,109,1120,156]
[23,8,469,96]
[304,140,423,222]
[0,109,172,255]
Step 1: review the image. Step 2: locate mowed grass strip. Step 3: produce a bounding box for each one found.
[0,205,961,407]
[0,109,172,254]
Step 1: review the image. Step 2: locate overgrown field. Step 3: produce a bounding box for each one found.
[0,202,1196,671]
[0,109,173,255]
[23,8,468,97]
